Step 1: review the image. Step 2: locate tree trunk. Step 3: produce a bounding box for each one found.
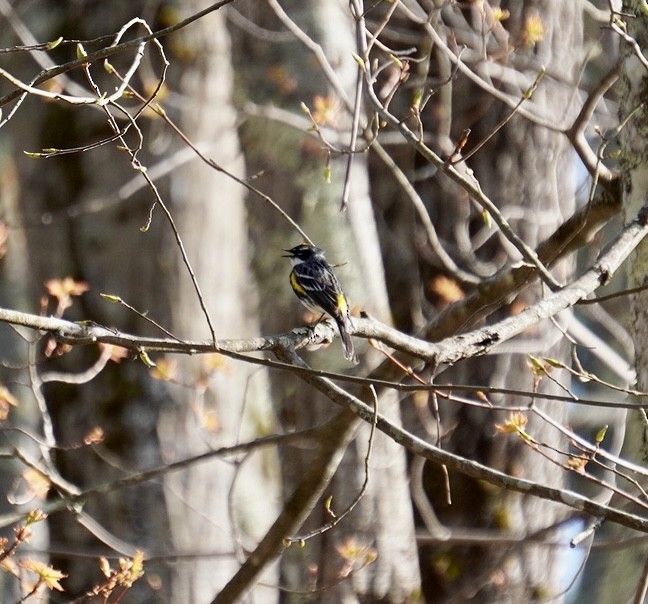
[380,2,583,601]
[159,3,279,601]
[232,1,422,600]
[588,1,648,602]
[0,3,278,601]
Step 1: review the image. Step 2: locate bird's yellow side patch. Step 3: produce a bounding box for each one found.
[336,293,348,313]
[290,272,307,295]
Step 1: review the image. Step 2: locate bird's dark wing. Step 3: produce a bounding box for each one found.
[294,260,345,317]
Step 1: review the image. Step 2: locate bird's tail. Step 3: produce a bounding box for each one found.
[336,316,358,364]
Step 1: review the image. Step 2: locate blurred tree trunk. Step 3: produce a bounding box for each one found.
[305,2,422,598]
[376,2,583,601]
[587,2,648,602]
[0,119,39,604]
[159,2,279,601]
[0,2,277,602]
[232,1,421,601]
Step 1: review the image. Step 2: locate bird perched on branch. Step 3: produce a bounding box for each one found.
[283,244,358,364]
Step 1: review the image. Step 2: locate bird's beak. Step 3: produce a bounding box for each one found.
[282,249,294,258]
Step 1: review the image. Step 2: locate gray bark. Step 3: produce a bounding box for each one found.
[0,3,278,602]
[383,2,584,601]
[587,1,648,602]
[231,1,422,600]
[159,3,279,601]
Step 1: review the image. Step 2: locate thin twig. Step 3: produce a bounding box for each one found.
[120,82,311,244]
[99,20,219,345]
[99,293,183,341]
[565,63,619,187]
[363,73,563,290]
[340,2,367,211]
[0,0,237,110]
[371,142,480,284]
[40,345,113,385]
[285,384,378,543]
[452,67,546,165]
[634,553,648,604]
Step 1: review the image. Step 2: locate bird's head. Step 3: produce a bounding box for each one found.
[282,244,325,264]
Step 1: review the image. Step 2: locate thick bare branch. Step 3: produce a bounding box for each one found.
[0,197,642,369]
[428,186,623,338]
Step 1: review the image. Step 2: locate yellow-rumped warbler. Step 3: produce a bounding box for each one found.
[283,244,358,364]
